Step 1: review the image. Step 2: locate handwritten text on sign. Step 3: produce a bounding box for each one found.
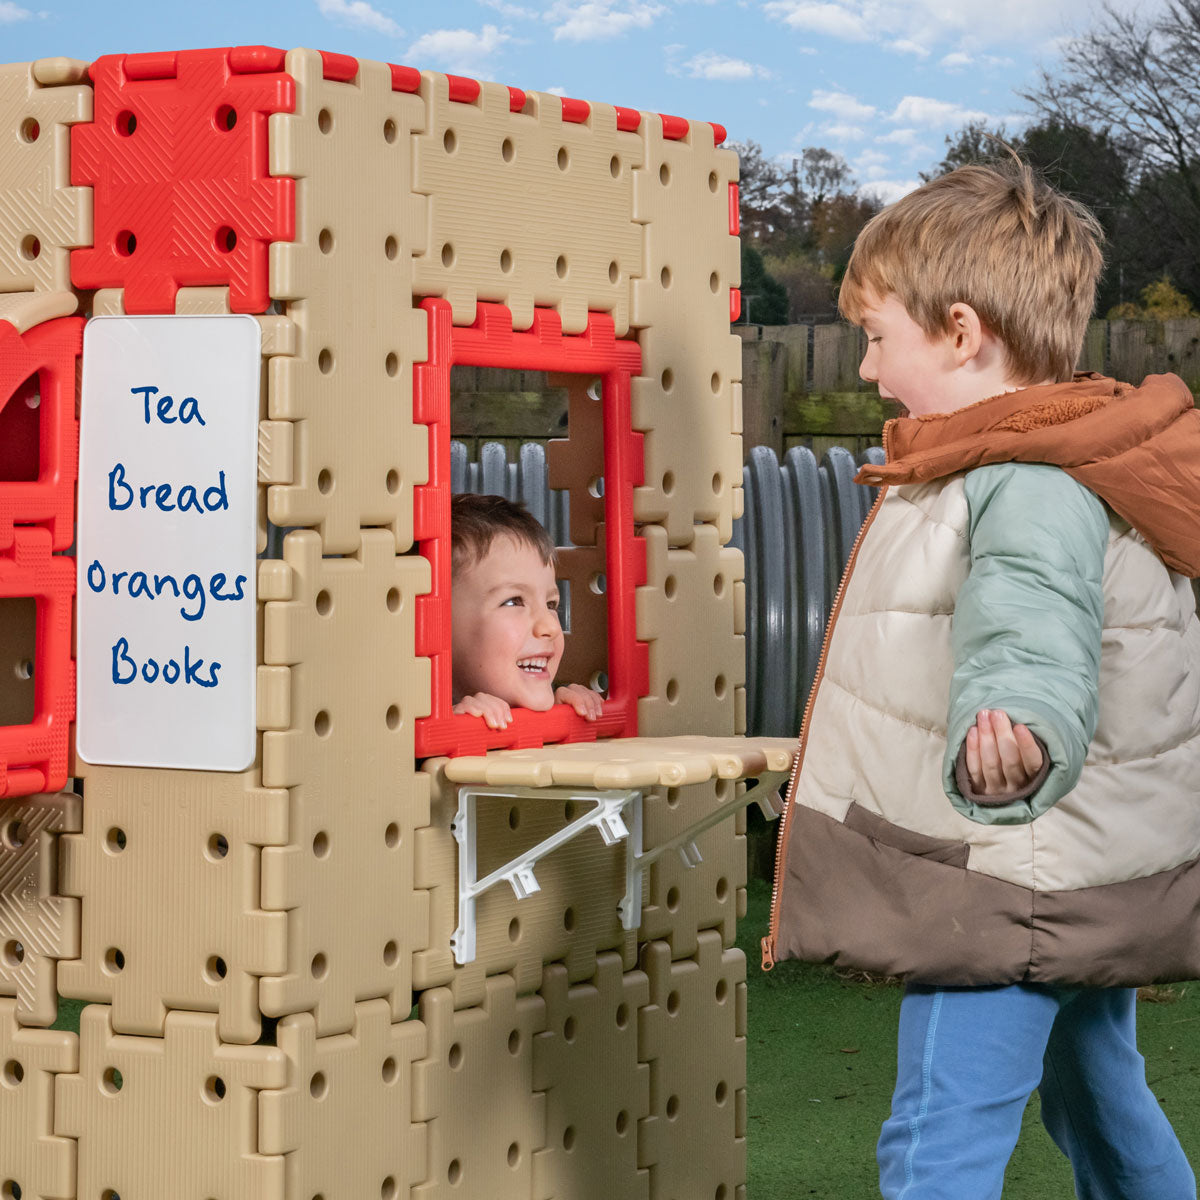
[76,315,260,771]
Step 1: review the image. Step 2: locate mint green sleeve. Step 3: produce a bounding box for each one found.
[943,463,1108,825]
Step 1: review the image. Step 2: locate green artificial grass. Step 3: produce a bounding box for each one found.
[737,875,1200,1198]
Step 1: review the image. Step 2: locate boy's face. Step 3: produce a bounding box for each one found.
[857,291,964,417]
[451,535,564,712]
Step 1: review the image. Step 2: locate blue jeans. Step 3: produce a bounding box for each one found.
[878,984,1196,1199]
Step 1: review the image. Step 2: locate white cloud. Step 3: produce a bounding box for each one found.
[317,0,402,36]
[0,1,34,19]
[889,95,991,126]
[763,1,870,40]
[821,122,866,140]
[545,85,569,95]
[887,37,929,57]
[477,0,539,16]
[407,24,509,73]
[939,50,972,70]
[680,51,771,80]
[858,178,921,204]
[876,127,921,145]
[810,88,875,122]
[548,1,666,41]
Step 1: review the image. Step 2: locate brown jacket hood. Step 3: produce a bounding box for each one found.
[856,373,1200,576]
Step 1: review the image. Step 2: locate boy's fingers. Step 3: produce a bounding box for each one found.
[976,710,1006,794]
[1013,723,1044,776]
[965,725,983,790]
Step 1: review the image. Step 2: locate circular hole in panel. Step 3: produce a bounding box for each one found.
[385,352,399,377]
[660,367,674,392]
[19,235,40,261]
[20,116,40,142]
[660,265,672,288]
[590,670,609,693]
[507,1142,520,1169]
[508,806,520,831]
[14,658,33,678]
[318,348,334,375]
[101,1066,123,1095]
[443,128,457,153]
[714,674,727,699]
[311,952,328,979]
[556,146,568,170]
[713,472,723,495]
[610,154,620,178]
[448,1042,463,1069]
[709,270,721,293]
[666,886,680,913]
[556,254,568,278]
[103,947,125,974]
[716,779,732,801]
[386,587,401,612]
[587,476,604,498]
[441,242,455,268]
[446,1162,461,1187]
[313,710,333,738]
[508,1029,521,1055]
[615,1003,629,1029]
[664,574,677,600]
[587,378,602,402]
[710,371,721,394]
[563,800,577,821]
[216,104,237,131]
[115,110,136,136]
[667,990,681,1016]
[317,468,333,494]
[115,230,136,257]
[317,108,332,134]
[715,978,729,1003]
[382,1178,398,1200]
[385,822,401,849]
[563,1017,577,1043]
[589,573,607,595]
[2,1060,23,1088]
[666,679,679,703]
[713,573,726,597]
[105,826,127,853]
[3,821,23,849]
[309,1071,327,1100]
[562,1124,576,1151]
[386,469,400,494]
[315,589,332,617]
[383,940,398,967]
[207,832,230,860]
[204,955,227,982]
[501,137,514,162]
[383,118,397,143]
[666,1094,680,1119]
[508,917,520,943]
[382,1056,398,1084]
[500,248,512,273]
[386,705,400,730]
[659,162,671,185]
[615,1109,629,1135]
[716,1186,728,1200]
[716,876,730,901]
[666,787,680,808]
[312,831,330,858]
[608,260,619,283]
[563,906,576,932]
[709,170,719,192]
[384,235,398,260]
[715,1080,728,1104]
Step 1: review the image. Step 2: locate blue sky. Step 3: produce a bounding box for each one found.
[2,0,1159,202]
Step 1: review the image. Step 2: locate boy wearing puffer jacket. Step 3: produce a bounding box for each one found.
[763,157,1200,1198]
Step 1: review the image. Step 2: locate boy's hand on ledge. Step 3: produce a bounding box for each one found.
[965,709,1044,796]
[452,692,513,729]
[555,683,604,721]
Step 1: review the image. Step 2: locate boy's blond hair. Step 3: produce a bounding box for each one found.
[839,157,1104,384]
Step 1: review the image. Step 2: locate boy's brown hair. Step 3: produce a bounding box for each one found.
[839,156,1104,384]
[450,492,557,575]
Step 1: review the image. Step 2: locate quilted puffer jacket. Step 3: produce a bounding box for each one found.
[765,374,1200,986]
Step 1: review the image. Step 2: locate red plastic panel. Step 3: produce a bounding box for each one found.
[70,47,296,314]
[560,97,590,124]
[730,288,741,324]
[728,182,740,236]
[320,50,358,82]
[0,317,83,553]
[659,113,689,141]
[413,300,648,758]
[614,107,641,133]
[390,63,421,93]
[710,122,727,145]
[0,527,75,799]
[446,75,481,103]
[507,86,527,112]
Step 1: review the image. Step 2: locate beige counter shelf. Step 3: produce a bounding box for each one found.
[425,736,795,965]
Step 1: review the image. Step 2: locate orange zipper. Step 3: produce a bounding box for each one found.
[762,430,894,970]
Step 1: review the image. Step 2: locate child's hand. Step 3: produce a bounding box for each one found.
[452,692,512,729]
[965,709,1044,796]
[555,683,604,721]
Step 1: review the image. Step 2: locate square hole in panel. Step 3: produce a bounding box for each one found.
[414,300,648,758]
[0,597,37,727]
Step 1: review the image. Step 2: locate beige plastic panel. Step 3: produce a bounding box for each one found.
[637,933,746,1200]
[259,999,428,1200]
[413,972,547,1198]
[412,79,644,335]
[260,528,432,1034]
[629,119,742,546]
[56,1005,287,1200]
[0,998,77,1200]
[0,791,80,1028]
[0,60,91,294]
[532,954,650,1200]
[638,781,746,959]
[414,762,636,1009]
[267,49,430,556]
[0,289,76,332]
[637,522,744,737]
[58,767,288,1045]
[438,734,796,790]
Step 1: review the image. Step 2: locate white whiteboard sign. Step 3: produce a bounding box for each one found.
[76,315,260,771]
